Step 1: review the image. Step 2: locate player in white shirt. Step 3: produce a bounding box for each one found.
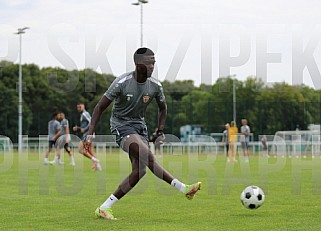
[240,119,251,162]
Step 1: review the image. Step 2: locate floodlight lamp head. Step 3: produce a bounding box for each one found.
[132,0,148,5]
[16,27,30,34]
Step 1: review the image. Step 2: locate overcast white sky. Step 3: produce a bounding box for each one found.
[1,0,321,88]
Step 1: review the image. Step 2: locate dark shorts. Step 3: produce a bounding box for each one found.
[60,142,71,151]
[225,143,229,153]
[112,123,148,146]
[48,140,56,148]
[56,135,72,150]
[79,133,88,142]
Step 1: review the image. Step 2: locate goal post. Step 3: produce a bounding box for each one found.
[0,136,13,153]
[272,130,321,157]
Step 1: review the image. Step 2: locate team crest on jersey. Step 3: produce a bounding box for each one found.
[126,94,133,101]
[143,95,150,103]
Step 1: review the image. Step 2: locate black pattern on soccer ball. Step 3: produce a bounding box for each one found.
[240,186,265,210]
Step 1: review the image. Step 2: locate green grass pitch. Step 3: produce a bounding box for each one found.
[1,149,321,230]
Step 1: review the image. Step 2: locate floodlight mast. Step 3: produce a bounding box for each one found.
[233,78,236,123]
[15,27,30,154]
[132,0,148,47]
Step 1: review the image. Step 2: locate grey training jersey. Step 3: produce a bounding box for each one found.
[60,118,71,142]
[60,118,69,136]
[241,125,250,142]
[223,130,228,144]
[104,72,165,129]
[80,110,91,137]
[48,119,61,141]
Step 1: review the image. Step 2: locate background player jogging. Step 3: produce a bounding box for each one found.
[44,112,62,165]
[54,112,76,166]
[73,103,101,171]
[85,47,202,220]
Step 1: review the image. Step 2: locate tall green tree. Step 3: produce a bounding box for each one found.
[1,60,321,142]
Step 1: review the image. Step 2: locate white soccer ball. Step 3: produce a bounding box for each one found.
[240,185,265,209]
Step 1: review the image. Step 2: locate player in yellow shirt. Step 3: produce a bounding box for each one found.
[228,121,238,162]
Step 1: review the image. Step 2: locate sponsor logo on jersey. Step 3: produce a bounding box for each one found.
[143,95,150,103]
[126,94,133,101]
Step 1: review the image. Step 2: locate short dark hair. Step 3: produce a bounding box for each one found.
[52,112,59,119]
[133,47,154,64]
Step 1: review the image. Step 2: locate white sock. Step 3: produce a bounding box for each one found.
[54,156,59,162]
[91,157,97,162]
[44,158,48,162]
[171,179,186,193]
[100,194,118,209]
[70,156,75,163]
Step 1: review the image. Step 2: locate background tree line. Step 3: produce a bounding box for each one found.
[1,60,320,143]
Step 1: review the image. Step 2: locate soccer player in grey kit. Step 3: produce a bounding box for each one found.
[44,112,61,165]
[55,112,76,166]
[85,48,202,220]
[73,103,101,170]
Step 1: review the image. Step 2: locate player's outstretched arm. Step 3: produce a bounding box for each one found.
[156,99,167,131]
[87,96,112,142]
